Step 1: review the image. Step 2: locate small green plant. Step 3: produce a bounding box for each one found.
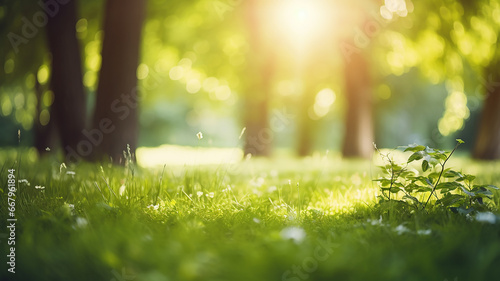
[375,139,499,213]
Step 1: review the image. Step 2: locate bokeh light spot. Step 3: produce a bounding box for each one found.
[202,77,219,93]
[4,59,14,74]
[169,66,184,80]
[39,109,50,126]
[1,96,12,116]
[137,63,149,80]
[37,65,50,85]
[42,91,54,107]
[377,84,392,100]
[315,88,336,107]
[186,79,201,94]
[214,85,231,100]
[76,18,87,33]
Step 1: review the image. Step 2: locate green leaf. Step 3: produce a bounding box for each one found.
[471,186,495,198]
[459,186,475,197]
[484,184,498,190]
[475,197,485,205]
[435,182,463,192]
[415,186,433,193]
[400,170,416,178]
[409,176,429,185]
[457,174,476,182]
[404,144,426,152]
[475,191,493,198]
[374,178,392,187]
[382,186,402,193]
[403,195,421,205]
[427,156,440,166]
[444,170,462,178]
[456,139,465,144]
[436,193,465,207]
[380,163,403,172]
[428,172,441,182]
[450,206,474,214]
[433,153,448,161]
[425,178,433,187]
[422,160,430,172]
[408,151,424,163]
[472,184,499,190]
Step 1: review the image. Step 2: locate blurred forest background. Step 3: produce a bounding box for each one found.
[1,0,500,164]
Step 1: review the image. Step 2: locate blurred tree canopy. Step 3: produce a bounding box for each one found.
[376,0,500,158]
[1,0,499,161]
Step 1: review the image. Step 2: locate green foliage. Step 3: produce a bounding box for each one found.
[375,139,499,213]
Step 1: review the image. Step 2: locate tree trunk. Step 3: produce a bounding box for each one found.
[45,0,87,162]
[242,57,275,157]
[342,51,374,159]
[92,0,146,163]
[297,83,316,157]
[243,94,272,157]
[242,0,275,157]
[472,72,500,159]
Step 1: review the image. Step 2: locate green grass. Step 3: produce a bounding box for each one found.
[1,148,500,281]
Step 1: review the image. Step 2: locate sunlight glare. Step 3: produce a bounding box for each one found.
[274,0,331,47]
[137,145,243,167]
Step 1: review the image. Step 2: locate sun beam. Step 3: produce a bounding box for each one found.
[272,0,333,49]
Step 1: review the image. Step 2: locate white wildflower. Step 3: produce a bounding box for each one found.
[367,216,384,226]
[417,229,432,236]
[119,185,126,196]
[74,217,88,229]
[197,191,204,197]
[280,226,306,243]
[147,204,159,210]
[19,179,30,186]
[475,212,497,224]
[267,186,277,193]
[35,185,45,190]
[196,132,203,140]
[394,224,410,235]
[60,163,67,174]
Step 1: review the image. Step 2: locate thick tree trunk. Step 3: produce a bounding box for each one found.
[45,0,87,162]
[92,0,146,163]
[242,57,274,157]
[242,0,274,157]
[472,73,500,159]
[342,51,374,158]
[297,84,316,157]
[243,96,272,157]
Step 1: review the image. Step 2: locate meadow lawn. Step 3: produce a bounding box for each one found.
[1,147,500,281]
